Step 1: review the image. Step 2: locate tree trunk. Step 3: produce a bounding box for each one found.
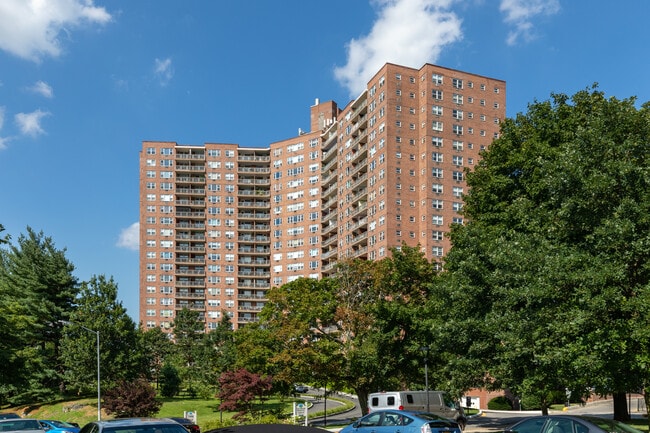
[612,391,630,422]
[643,387,650,426]
[356,388,370,415]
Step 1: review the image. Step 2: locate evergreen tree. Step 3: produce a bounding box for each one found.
[60,275,143,395]
[0,227,78,403]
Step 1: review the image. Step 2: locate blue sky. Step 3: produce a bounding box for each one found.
[1,0,649,322]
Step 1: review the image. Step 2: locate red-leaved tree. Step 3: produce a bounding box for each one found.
[217,368,273,421]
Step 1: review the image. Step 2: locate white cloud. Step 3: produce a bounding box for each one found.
[117,222,139,251]
[15,109,50,136]
[0,107,11,150]
[500,0,560,45]
[0,0,112,62]
[334,0,462,97]
[154,57,174,87]
[29,80,54,98]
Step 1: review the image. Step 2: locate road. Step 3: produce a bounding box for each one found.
[465,398,643,432]
[305,393,646,432]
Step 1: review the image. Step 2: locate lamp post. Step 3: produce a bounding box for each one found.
[420,346,430,412]
[60,320,101,420]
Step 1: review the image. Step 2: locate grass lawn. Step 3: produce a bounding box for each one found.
[3,394,354,430]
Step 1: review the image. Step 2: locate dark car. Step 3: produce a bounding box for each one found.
[0,419,45,433]
[38,420,80,433]
[169,418,200,433]
[506,415,644,433]
[340,410,461,433]
[0,414,22,420]
[79,418,189,433]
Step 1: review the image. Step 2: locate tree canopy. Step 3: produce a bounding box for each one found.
[443,87,650,418]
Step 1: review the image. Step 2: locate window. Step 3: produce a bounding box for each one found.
[432,137,443,147]
[431,168,443,178]
[452,93,463,104]
[453,171,464,181]
[432,89,443,100]
[452,78,463,89]
[432,152,443,162]
[432,121,443,132]
[453,155,463,166]
[452,109,463,120]
[432,73,443,84]
[432,105,443,116]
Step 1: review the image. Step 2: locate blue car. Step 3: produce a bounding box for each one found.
[341,410,462,433]
[38,420,80,433]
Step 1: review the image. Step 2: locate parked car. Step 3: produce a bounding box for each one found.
[0,419,45,433]
[79,418,189,433]
[0,414,21,420]
[38,420,80,433]
[340,409,462,433]
[294,385,309,393]
[506,415,644,433]
[169,418,200,433]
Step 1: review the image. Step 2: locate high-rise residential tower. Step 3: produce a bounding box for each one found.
[139,63,505,331]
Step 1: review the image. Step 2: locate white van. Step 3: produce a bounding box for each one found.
[368,391,466,428]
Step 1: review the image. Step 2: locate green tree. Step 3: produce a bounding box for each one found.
[444,87,650,420]
[260,250,438,414]
[0,227,78,403]
[160,363,181,398]
[139,327,174,387]
[60,275,143,395]
[171,307,204,395]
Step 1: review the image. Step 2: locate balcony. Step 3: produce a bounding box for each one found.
[237,212,270,220]
[176,187,206,195]
[238,224,270,231]
[175,245,205,253]
[175,291,206,299]
[238,258,270,266]
[238,178,270,186]
[238,155,270,163]
[238,247,270,254]
[175,153,205,161]
[175,164,205,173]
[238,166,270,174]
[175,279,205,288]
[175,222,205,230]
[238,189,270,197]
[175,211,205,219]
[175,302,205,310]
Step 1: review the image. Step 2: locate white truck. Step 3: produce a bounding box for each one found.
[367,390,467,429]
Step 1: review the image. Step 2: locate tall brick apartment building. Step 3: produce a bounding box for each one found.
[139,62,505,331]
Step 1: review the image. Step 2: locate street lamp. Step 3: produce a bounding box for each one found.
[60,320,101,421]
[420,346,430,412]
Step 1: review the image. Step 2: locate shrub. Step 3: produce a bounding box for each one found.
[487,396,513,410]
[103,379,162,417]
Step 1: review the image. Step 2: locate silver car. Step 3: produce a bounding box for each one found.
[506,415,643,433]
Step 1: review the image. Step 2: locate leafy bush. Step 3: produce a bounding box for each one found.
[103,379,162,417]
[487,396,513,410]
